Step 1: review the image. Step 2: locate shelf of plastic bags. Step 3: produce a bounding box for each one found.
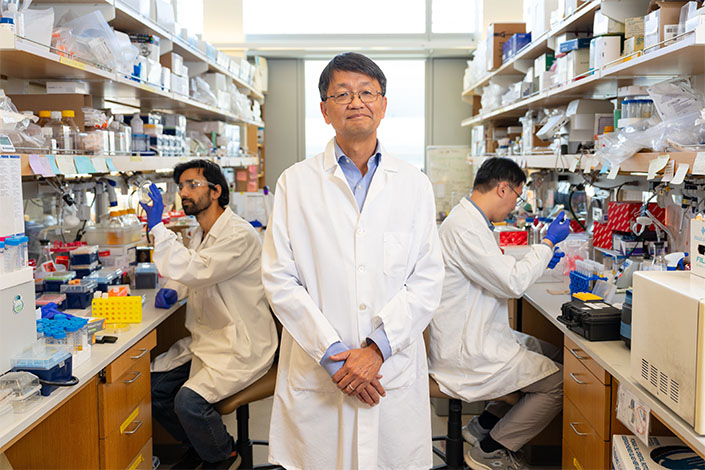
[0,34,262,126]
[462,24,705,127]
[467,151,703,178]
[461,0,600,100]
[5,154,258,177]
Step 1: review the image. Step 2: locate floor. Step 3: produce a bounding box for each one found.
[157,398,560,469]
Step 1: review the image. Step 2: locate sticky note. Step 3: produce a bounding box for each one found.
[92,157,108,173]
[74,155,97,174]
[693,152,705,175]
[661,160,675,182]
[607,164,620,180]
[647,155,670,180]
[28,154,54,177]
[599,162,609,174]
[56,155,76,175]
[45,155,60,175]
[568,157,579,172]
[672,163,689,185]
[106,158,117,172]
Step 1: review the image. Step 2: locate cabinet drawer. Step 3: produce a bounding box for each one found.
[565,335,610,385]
[561,440,578,470]
[99,353,151,438]
[126,438,153,470]
[105,330,156,384]
[564,346,611,439]
[563,397,609,470]
[100,397,152,470]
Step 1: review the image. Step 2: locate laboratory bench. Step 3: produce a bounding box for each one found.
[521,282,705,467]
[0,290,187,469]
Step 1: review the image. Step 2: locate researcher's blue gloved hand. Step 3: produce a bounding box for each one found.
[548,248,565,269]
[544,211,571,246]
[155,288,178,309]
[139,183,164,231]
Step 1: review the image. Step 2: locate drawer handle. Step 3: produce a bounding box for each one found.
[569,422,588,436]
[123,420,143,435]
[569,372,587,385]
[123,371,142,384]
[569,348,589,360]
[130,348,148,360]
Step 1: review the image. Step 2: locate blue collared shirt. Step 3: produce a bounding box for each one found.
[319,140,391,377]
[468,196,495,232]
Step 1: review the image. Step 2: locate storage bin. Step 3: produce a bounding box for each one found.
[42,272,76,292]
[69,245,99,265]
[0,372,42,413]
[61,280,98,309]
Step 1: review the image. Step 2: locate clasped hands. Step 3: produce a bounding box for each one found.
[331,344,386,407]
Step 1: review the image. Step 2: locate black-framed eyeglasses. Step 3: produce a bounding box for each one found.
[178,179,216,191]
[507,184,527,206]
[324,90,383,105]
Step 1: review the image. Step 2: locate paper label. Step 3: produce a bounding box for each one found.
[647,155,670,180]
[616,383,651,446]
[661,160,675,182]
[105,158,117,172]
[45,155,60,175]
[693,152,705,175]
[568,157,579,172]
[130,155,143,162]
[74,155,97,174]
[59,56,86,70]
[672,163,689,185]
[92,157,108,173]
[55,155,76,175]
[607,164,620,180]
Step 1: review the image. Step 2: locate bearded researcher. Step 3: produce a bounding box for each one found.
[141,159,278,470]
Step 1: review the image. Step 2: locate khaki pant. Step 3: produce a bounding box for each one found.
[485,337,563,452]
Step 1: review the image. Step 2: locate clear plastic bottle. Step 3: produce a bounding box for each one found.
[531,218,541,245]
[539,217,551,242]
[19,236,28,268]
[647,242,667,271]
[37,239,53,269]
[106,210,125,245]
[61,110,80,154]
[4,237,20,272]
[139,180,153,205]
[124,208,141,227]
[130,113,143,135]
[48,111,71,154]
[36,111,52,128]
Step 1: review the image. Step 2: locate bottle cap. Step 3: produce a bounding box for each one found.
[61,110,76,118]
[39,110,51,118]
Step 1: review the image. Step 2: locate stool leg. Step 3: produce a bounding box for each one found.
[236,405,254,469]
[446,399,464,469]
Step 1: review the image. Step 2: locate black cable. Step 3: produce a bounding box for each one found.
[39,376,79,387]
[568,189,587,231]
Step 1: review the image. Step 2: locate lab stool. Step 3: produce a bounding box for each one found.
[215,364,282,470]
[430,376,465,470]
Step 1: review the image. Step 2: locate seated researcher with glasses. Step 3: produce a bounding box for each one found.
[428,157,570,470]
[141,160,278,469]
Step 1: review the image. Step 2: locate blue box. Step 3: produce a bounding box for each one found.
[43,272,76,293]
[12,351,72,396]
[69,246,99,266]
[503,33,532,62]
[61,280,97,309]
[559,37,592,53]
[87,268,123,292]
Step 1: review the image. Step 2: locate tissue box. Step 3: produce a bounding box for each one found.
[607,201,665,232]
[592,222,613,249]
[612,435,705,469]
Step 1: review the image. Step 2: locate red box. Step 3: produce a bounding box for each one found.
[498,231,528,247]
[607,201,665,232]
[592,221,613,249]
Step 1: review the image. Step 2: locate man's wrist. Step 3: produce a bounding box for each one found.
[368,342,384,360]
[541,238,554,248]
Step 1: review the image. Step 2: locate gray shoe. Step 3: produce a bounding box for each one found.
[461,416,490,446]
[464,444,528,470]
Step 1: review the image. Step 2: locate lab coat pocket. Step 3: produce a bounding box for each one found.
[383,232,412,278]
[380,340,417,390]
[287,342,339,393]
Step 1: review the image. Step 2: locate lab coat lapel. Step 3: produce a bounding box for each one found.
[362,143,398,211]
[323,138,362,212]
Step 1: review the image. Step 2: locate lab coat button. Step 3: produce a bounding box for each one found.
[358,265,365,272]
[356,228,364,236]
[359,304,367,311]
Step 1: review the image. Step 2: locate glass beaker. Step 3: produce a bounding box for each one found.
[139,180,153,205]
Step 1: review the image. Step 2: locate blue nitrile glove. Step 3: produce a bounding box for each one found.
[544,211,570,246]
[155,288,178,309]
[139,183,164,231]
[548,248,565,269]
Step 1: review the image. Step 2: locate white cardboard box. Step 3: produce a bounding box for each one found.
[612,434,704,469]
[46,81,89,94]
[690,216,705,279]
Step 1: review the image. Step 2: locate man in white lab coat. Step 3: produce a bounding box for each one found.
[141,160,278,470]
[261,52,444,470]
[429,157,570,470]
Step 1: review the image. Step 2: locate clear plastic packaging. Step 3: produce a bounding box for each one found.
[0,371,42,413]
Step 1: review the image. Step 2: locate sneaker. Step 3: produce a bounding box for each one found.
[171,447,204,470]
[201,451,241,470]
[462,416,490,446]
[464,444,528,470]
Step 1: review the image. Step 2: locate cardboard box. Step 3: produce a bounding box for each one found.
[593,9,625,36]
[160,66,171,91]
[523,0,560,37]
[534,53,555,77]
[612,435,705,469]
[46,81,89,95]
[607,201,665,232]
[485,23,526,71]
[645,1,688,51]
[624,36,645,55]
[8,93,92,131]
[590,36,622,69]
[690,216,705,279]
[625,16,645,38]
[160,52,184,76]
[203,72,227,92]
[171,73,189,96]
[592,221,613,249]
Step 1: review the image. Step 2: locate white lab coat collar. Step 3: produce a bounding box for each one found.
[322,137,400,173]
[193,206,235,245]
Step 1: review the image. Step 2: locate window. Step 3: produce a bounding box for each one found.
[305,59,426,170]
[432,0,481,34]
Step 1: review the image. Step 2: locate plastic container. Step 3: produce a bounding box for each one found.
[558,300,622,341]
[139,180,153,205]
[11,344,73,396]
[47,111,72,154]
[91,295,143,324]
[83,224,141,246]
[5,237,21,272]
[0,372,42,413]
[0,389,13,424]
[69,245,99,265]
[36,110,52,128]
[61,110,80,153]
[0,17,16,34]
[19,236,28,268]
[87,268,123,292]
[42,271,76,292]
[0,241,5,275]
[70,260,100,279]
[134,262,158,289]
[60,280,97,309]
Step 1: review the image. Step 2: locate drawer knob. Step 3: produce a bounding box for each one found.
[123,371,142,384]
[130,348,148,360]
[569,348,589,360]
[123,420,144,435]
[569,422,588,436]
[569,372,587,385]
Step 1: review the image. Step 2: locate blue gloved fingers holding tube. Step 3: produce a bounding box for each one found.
[547,248,565,269]
[139,183,165,231]
[155,288,178,309]
[543,211,570,246]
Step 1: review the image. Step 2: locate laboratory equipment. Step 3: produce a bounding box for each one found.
[87,268,123,292]
[42,271,76,292]
[35,293,67,310]
[0,371,41,413]
[0,273,37,374]
[139,180,154,205]
[68,245,99,265]
[557,299,622,341]
[11,343,73,396]
[631,271,705,434]
[134,262,158,289]
[60,280,97,309]
[621,288,632,348]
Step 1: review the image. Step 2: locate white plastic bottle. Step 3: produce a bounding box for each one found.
[130,113,143,135]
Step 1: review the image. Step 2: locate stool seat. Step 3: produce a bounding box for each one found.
[216,363,278,416]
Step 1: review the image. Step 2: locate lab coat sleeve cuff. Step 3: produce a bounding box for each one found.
[319,341,350,377]
[150,222,170,241]
[366,326,392,361]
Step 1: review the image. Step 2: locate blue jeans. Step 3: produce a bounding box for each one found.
[151,361,235,463]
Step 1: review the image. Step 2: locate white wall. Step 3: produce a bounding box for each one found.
[202,0,244,45]
[481,0,524,39]
[426,58,473,147]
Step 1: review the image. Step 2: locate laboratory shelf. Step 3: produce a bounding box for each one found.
[461,24,705,128]
[461,0,600,100]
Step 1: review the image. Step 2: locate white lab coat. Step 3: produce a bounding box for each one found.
[428,198,559,403]
[261,139,444,470]
[150,207,278,403]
